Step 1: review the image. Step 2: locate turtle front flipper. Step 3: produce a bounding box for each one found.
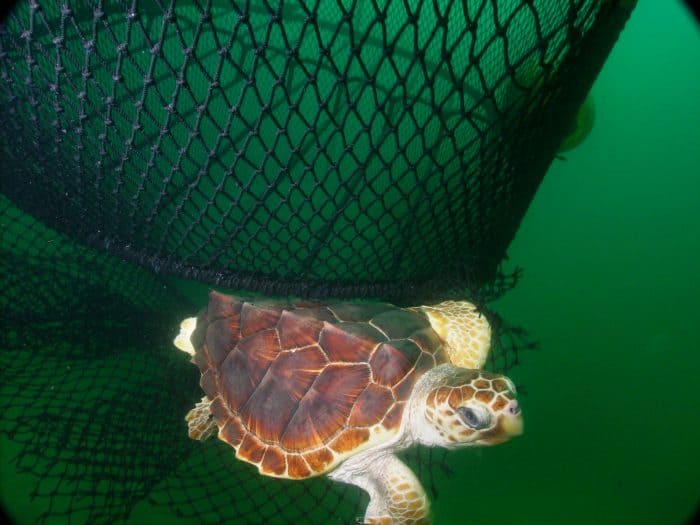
[331,453,430,525]
[185,397,217,440]
[416,300,491,369]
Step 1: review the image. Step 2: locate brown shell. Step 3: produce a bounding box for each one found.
[190,291,446,478]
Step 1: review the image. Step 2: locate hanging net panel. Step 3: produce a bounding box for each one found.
[2,0,634,300]
[1,1,635,524]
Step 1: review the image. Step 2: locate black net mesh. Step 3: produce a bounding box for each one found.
[0,194,194,523]
[0,1,634,524]
[0,191,527,524]
[1,0,633,300]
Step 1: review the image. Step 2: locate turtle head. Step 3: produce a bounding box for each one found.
[418,300,491,369]
[418,367,522,448]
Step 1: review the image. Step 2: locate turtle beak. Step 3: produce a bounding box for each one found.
[500,413,524,437]
[499,399,524,437]
[480,400,523,445]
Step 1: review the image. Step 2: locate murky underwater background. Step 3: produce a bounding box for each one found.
[431,2,700,524]
[2,1,699,524]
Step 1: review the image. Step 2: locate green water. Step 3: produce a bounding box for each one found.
[434,2,700,524]
[2,1,699,524]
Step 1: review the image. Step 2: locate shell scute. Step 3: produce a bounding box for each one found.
[370,309,432,340]
[414,350,438,375]
[207,291,242,320]
[327,302,394,322]
[206,318,240,367]
[330,428,370,454]
[220,329,279,410]
[240,302,283,337]
[277,310,325,350]
[286,454,311,478]
[369,341,421,388]
[382,402,405,431]
[261,445,287,476]
[280,363,369,451]
[391,350,435,401]
[348,383,395,427]
[392,369,419,401]
[219,416,245,447]
[239,346,326,442]
[237,432,266,464]
[290,305,337,323]
[409,328,444,356]
[303,448,334,473]
[209,396,228,420]
[318,321,380,362]
[199,368,217,400]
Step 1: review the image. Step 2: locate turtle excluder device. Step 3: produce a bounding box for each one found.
[0,1,635,524]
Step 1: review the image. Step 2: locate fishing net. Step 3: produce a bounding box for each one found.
[0,1,634,524]
[0,192,524,524]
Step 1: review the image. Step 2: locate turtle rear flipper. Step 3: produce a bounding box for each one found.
[174,317,198,356]
[186,397,217,440]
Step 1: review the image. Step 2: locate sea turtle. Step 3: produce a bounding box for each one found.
[174,291,523,525]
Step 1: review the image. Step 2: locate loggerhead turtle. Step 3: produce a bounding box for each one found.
[174,291,523,525]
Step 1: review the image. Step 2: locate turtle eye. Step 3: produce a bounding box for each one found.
[458,406,491,430]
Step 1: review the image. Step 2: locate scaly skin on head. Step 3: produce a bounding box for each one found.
[413,300,522,447]
[415,300,492,369]
[413,365,522,448]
